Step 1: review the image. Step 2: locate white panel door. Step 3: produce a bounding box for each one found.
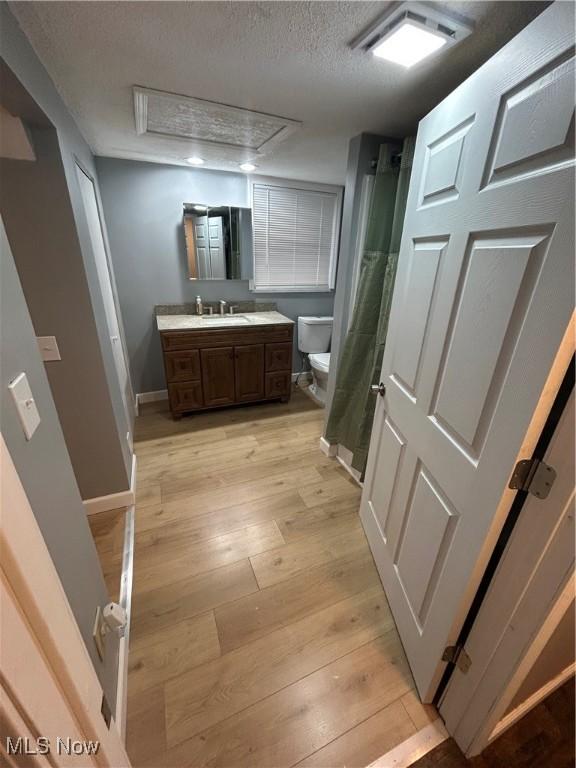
[76,165,132,422]
[208,215,226,279]
[194,216,211,278]
[360,2,575,700]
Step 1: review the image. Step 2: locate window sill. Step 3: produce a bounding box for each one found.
[250,283,334,293]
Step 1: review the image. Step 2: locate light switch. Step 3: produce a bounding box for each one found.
[37,335,61,361]
[8,372,41,440]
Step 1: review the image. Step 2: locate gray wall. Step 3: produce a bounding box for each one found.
[1,4,132,497]
[0,126,130,498]
[325,133,400,416]
[95,157,336,394]
[0,220,119,711]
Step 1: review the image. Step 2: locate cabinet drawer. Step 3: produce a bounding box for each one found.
[265,371,291,398]
[161,325,293,351]
[168,381,203,412]
[165,350,201,382]
[265,342,292,372]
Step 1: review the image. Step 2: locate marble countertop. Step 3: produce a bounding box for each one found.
[157,310,294,332]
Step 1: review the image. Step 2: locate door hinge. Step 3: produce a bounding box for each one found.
[442,643,472,673]
[509,458,556,499]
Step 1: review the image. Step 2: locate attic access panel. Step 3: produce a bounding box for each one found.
[133,86,301,154]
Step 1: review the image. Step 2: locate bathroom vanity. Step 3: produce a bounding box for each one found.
[157,311,294,418]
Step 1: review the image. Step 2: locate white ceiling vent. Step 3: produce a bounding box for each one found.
[133,86,302,160]
[352,2,473,67]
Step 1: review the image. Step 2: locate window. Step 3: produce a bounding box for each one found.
[251,181,340,292]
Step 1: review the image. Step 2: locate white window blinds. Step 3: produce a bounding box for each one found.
[252,183,339,291]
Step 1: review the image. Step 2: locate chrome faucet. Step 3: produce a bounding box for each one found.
[219,300,227,316]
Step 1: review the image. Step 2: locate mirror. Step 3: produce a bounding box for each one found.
[183,204,252,280]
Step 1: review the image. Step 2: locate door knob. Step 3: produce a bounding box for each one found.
[370,382,386,397]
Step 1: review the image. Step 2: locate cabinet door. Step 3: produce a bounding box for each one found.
[201,347,235,407]
[168,381,203,412]
[165,350,201,382]
[265,371,291,399]
[265,342,292,372]
[234,344,265,402]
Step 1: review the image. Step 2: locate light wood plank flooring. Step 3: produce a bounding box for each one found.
[118,389,432,767]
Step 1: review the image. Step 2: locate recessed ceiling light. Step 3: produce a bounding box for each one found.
[186,156,204,165]
[351,2,473,69]
[239,163,257,172]
[372,20,447,68]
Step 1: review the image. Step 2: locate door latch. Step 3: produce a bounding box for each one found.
[370,382,386,398]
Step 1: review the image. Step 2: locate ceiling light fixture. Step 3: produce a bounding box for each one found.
[186,156,204,165]
[373,20,447,67]
[351,2,473,69]
[239,162,257,172]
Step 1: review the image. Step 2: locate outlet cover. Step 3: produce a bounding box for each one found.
[37,336,61,361]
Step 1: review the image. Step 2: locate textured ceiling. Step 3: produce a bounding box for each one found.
[10,1,549,184]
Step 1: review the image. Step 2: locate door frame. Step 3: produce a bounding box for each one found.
[0,434,131,766]
[74,157,135,420]
[438,326,575,756]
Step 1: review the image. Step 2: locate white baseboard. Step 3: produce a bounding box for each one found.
[136,389,168,414]
[292,371,311,383]
[319,436,337,457]
[318,439,363,485]
[114,504,135,742]
[84,454,137,516]
[336,445,363,486]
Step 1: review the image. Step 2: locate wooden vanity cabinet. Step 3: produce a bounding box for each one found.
[161,324,293,418]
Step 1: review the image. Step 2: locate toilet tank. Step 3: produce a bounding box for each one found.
[298,316,333,353]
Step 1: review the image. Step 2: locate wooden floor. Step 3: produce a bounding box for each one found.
[120,388,433,768]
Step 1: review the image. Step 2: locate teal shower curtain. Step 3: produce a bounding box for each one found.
[325,137,415,474]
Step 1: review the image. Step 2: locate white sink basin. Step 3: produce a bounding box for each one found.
[200,315,250,326]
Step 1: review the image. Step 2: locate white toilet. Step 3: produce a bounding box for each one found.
[298,316,333,405]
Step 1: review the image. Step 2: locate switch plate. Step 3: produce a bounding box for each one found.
[8,373,40,440]
[37,335,61,361]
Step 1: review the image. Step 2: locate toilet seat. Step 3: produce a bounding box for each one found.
[309,352,330,373]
